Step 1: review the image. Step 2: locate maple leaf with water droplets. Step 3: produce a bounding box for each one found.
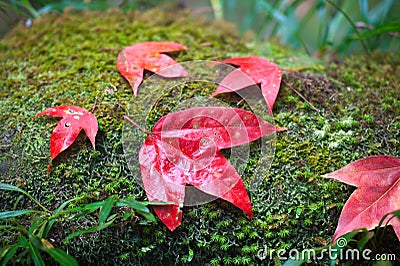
[34,106,98,170]
[134,106,283,230]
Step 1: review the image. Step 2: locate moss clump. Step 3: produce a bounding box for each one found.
[1,6,399,265]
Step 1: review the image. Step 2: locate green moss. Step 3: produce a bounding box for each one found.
[1,6,399,265]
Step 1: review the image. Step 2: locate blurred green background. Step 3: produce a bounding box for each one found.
[1,0,399,58]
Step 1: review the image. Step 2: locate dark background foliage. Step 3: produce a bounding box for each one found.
[1,0,399,57]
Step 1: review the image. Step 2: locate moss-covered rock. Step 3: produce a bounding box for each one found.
[1,7,399,265]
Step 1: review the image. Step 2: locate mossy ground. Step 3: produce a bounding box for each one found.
[1,7,399,265]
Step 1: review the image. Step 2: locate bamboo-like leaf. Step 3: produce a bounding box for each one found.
[0,245,19,265]
[68,201,107,221]
[55,200,103,218]
[0,183,27,194]
[31,236,78,265]
[39,220,53,239]
[137,211,156,223]
[0,183,49,212]
[53,197,83,215]
[116,199,150,213]
[99,196,116,225]
[356,21,400,40]
[0,210,38,219]
[17,235,29,248]
[45,248,78,266]
[29,217,45,236]
[28,242,44,266]
[30,235,44,250]
[44,197,88,235]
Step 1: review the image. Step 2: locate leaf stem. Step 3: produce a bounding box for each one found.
[122,115,152,135]
[91,97,98,113]
[282,79,320,113]
[27,194,51,213]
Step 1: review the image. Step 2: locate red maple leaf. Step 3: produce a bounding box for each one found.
[323,155,400,243]
[34,106,98,167]
[117,41,188,96]
[211,56,282,112]
[130,106,283,231]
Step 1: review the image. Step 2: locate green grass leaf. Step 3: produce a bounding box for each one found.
[137,211,156,223]
[99,195,116,225]
[28,234,77,266]
[53,196,85,215]
[116,198,150,213]
[17,235,29,249]
[45,248,78,266]
[0,183,26,194]
[356,21,400,40]
[0,210,38,219]
[0,183,49,212]
[67,201,107,221]
[28,242,44,266]
[0,245,19,265]
[29,217,46,236]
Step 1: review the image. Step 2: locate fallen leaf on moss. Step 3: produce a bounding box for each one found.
[34,106,98,169]
[117,41,187,96]
[323,155,400,242]
[130,106,282,231]
[212,56,282,112]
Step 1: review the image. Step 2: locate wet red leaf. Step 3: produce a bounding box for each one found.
[212,56,282,112]
[323,155,400,242]
[137,106,282,230]
[34,106,98,163]
[117,41,187,96]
